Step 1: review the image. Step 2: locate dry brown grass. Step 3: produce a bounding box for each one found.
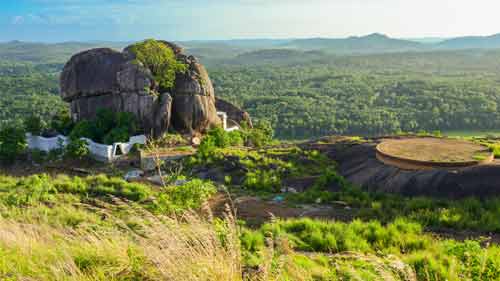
[138,209,244,281]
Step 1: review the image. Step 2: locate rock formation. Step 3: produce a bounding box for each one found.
[215,98,253,129]
[60,40,230,137]
[305,138,500,198]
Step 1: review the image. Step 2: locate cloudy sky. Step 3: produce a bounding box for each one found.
[1,0,500,42]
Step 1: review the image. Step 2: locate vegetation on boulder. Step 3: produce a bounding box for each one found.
[127,39,188,91]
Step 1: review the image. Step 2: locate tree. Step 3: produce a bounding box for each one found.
[127,39,187,91]
[0,126,27,163]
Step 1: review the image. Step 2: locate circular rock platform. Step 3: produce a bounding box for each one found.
[376,137,494,170]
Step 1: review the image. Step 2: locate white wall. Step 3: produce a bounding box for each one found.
[26,133,146,163]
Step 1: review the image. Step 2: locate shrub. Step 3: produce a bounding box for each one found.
[69,120,95,140]
[246,121,274,148]
[24,115,45,135]
[243,170,281,192]
[50,107,74,135]
[227,130,245,146]
[156,133,188,147]
[69,109,138,144]
[197,134,217,160]
[153,179,217,214]
[127,39,188,90]
[207,127,231,148]
[65,139,89,159]
[103,127,130,145]
[0,125,27,163]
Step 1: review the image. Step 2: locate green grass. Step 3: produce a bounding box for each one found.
[187,146,334,193]
[286,168,500,233]
[444,130,500,138]
[0,174,217,220]
[242,218,500,281]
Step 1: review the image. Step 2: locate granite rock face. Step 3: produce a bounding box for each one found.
[215,97,253,129]
[60,41,228,137]
[171,55,220,134]
[305,139,500,198]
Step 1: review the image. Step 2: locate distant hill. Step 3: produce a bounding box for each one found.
[283,33,424,53]
[232,49,327,65]
[3,33,500,65]
[0,41,126,64]
[437,33,500,50]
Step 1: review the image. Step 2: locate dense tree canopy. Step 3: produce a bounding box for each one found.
[1,47,500,139]
[210,50,500,138]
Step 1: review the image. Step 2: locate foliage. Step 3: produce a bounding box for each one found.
[50,107,73,135]
[64,139,89,159]
[211,49,500,139]
[155,133,189,147]
[153,179,217,214]
[0,174,216,216]
[102,127,130,145]
[0,65,65,130]
[127,39,187,90]
[189,146,334,193]
[287,167,500,233]
[69,109,138,144]
[242,217,500,281]
[24,115,45,135]
[0,125,27,163]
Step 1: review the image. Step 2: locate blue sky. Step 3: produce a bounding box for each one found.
[2,0,500,42]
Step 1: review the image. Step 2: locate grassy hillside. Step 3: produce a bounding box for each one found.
[1,138,500,280]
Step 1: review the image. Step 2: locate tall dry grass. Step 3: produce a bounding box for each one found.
[137,207,315,281]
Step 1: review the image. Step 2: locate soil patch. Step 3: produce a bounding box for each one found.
[376,137,493,170]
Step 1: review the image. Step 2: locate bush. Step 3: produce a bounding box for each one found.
[153,179,217,214]
[50,107,74,135]
[65,139,89,159]
[69,120,94,140]
[227,130,245,146]
[243,170,281,192]
[207,127,231,148]
[24,115,45,135]
[246,120,274,148]
[69,109,138,144]
[103,127,130,145]
[197,134,217,160]
[0,126,27,163]
[127,39,188,90]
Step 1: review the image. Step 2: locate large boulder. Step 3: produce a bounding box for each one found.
[215,98,253,128]
[60,40,224,137]
[171,55,220,134]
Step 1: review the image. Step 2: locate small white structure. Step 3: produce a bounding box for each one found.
[217,112,239,132]
[26,133,147,163]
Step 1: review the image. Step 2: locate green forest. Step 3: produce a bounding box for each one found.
[2,43,500,139]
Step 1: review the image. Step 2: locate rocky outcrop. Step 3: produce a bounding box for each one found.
[60,40,229,137]
[171,55,220,134]
[305,138,500,198]
[215,98,253,128]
